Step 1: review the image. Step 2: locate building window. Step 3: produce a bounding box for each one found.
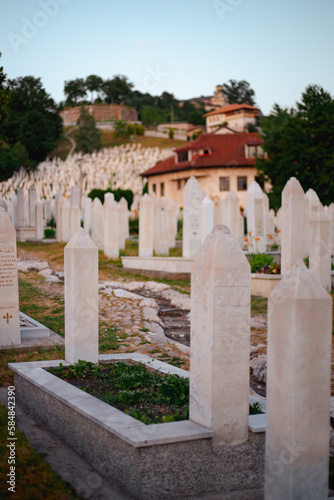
[219,176,230,191]
[160,182,165,196]
[177,179,182,190]
[203,149,210,155]
[237,176,247,191]
[152,184,156,193]
[177,151,188,163]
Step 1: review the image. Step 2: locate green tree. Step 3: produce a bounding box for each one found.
[75,106,101,154]
[103,75,134,104]
[85,75,103,103]
[0,52,10,131]
[221,79,256,106]
[4,76,62,164]
[256,85,334,209]
[64,78,87,106]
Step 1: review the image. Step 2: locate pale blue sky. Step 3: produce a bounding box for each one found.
[1,0,334,114]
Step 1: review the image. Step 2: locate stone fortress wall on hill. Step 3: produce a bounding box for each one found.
[59,104,138,126]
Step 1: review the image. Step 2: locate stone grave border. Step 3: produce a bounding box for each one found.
[20,311,50,339]
[10,353,266,499]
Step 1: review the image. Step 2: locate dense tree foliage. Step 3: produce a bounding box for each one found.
[221,79,256,106]
[64,78,87,105]
[0,53,10,129]
[75,106,101,154]
[63,74,207,126]
[256,85,334,209]
[85,75,103,103]
[0,75,62,179]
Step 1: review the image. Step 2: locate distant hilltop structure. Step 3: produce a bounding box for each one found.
[59,103,138,126]
[179,85,227,112]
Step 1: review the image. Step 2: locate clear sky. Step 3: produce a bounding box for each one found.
[1,0,334,115]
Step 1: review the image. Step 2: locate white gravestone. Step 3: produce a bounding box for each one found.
[190,225,250,446]
[182,177,203,258]
[330,203,334,255]
[0,208,20,346]
[35,202,44,240]
[69,203,81,239]
[104,198,119,259]
[281,177,306,275]
[246,181,266,252]
[65,228,98,364]
[139,194,154,257]
[265,262,332,499]
[200,195,214,245]
[16,189,25,228]
[91,198,104,250]
[309,206,331,292]
[83,197,92,236]
[70,185,80,206]
[28,185,37,227]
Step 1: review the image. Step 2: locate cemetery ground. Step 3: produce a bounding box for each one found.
[1,239,334,498]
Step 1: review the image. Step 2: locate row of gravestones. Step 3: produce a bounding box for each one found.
[138,193,180,257]
[64,225,333,499]
[0,184,133,261]
[0,143,172,201]
[0,191,333,498]
[178,177,334,289]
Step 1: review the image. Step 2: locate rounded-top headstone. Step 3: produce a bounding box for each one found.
[212,224,230,234]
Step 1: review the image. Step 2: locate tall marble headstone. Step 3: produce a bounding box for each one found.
[83,197,92,236]
[28,185,37,227]
[104,198,119,259]
[246,181,266,252]
[265,262,332,499]
[139,194,154,257]
[35,202,44,240]
[16,189,25,228]
[200,195,214,245]
[70,185,80,206]
[65,228,98,364]
[190,225,250,446]
[182,177,203,258]
[281,177,305,275]
[309,206,331,292]
[0,208,20,346]
[69,203,81,239]
[91,198,104,250]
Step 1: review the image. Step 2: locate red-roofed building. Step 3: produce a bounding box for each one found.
[141,133,267,208]
[204,103,260,134]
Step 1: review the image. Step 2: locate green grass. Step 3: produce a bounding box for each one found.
[49,127,186,161]
[251,296,267,315]
[19,279,65,336]
[0,404,78,499]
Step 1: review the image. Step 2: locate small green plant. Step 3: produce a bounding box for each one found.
[44,228,55,239]
[248,253,280,274]
[249,401,263,415]
[46,216,56,228]
[169,128,174,139]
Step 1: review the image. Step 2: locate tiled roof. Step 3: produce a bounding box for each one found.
[141,133,262,177]
[203,103,258,117]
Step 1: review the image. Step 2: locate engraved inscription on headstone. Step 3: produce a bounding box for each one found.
[0,209,20,346]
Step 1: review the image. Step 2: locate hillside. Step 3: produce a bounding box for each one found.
[49,127,186,160]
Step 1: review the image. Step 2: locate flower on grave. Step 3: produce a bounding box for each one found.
[255,237,261,241]
[244,237,249,242]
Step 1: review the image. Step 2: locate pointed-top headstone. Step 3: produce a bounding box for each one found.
[265,261,332,499]
[0,209,20,346]
[190,224,250,446]
[65,228,98,364]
